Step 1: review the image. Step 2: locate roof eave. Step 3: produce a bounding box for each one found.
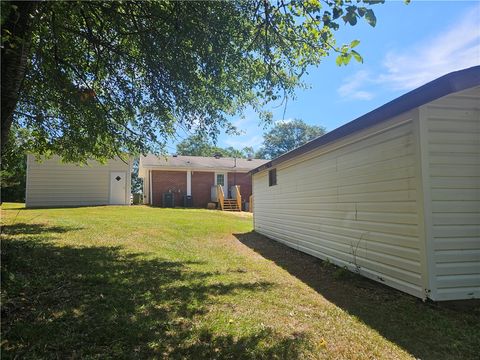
[250,66,480,175]
[139,165,255,173]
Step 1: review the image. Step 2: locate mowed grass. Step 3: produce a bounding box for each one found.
[1,203,479,359]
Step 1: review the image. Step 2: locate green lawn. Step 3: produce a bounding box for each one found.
[1,203,479,359]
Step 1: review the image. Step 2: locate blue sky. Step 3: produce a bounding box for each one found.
[174,1,480,153]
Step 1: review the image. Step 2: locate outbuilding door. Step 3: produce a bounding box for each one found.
[109,171,127,205]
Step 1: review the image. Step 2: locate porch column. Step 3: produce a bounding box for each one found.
[149,170,153,204]
[187,170,192,196]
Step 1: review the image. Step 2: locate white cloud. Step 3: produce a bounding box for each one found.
[337,4,480,99]
[379,4,480,90]
[337,70,375,100]
[232,116,252,130]
[225,109,265,149]
[224,135,263,149]
[275,118,295,124]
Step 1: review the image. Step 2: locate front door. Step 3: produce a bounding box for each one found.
[110,171,126,204]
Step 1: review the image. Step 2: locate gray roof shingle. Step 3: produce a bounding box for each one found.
[140,154,268,172]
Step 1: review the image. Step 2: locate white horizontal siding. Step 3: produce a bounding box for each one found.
[422,86,480,301]
[26,155,131,207]
[253,114,425,298]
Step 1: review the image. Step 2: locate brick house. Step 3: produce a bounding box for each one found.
[139,154,268,209]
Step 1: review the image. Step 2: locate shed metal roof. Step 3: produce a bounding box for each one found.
[251,65,480,175]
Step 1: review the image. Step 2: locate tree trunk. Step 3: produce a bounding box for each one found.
[1,1,37,158]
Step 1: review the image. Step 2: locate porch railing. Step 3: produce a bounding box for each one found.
[216,184,242,211]
[216,185,225,210]
[233,185,241,211]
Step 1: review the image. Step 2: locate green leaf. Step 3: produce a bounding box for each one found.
[344,53,352,65]
[335,55,344,66]
[350,40,360,48]
[351,50,363,63]
[332,7,343,19]
[1,0,388,165]
[335,55,343,66]
[342,12,357,26]
[365,9,377,27]
[335,53,352,66]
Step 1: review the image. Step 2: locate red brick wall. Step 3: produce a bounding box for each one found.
[227,172,252,202]
[151,170,186,206]
[191,172,215,208]
[151,170,251,208]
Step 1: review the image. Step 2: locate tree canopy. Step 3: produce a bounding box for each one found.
[0,125,27,202]
[176,134,253,158]
[1,0,384,165]
[256,119,326,159]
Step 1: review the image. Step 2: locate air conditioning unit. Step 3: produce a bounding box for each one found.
[162,192,175,208]
[211,186,218,202]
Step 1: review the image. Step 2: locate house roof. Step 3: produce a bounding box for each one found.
[139,154,268,177]
[251,65,480,175]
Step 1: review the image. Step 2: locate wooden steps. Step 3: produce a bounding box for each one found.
[222,198,240,211]
[216,185,242,211]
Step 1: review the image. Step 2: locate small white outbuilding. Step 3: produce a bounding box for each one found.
[26,155,132,208]
[250,66,480,301]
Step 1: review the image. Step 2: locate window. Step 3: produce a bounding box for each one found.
[268,168,277,186]
[216,173,225,187]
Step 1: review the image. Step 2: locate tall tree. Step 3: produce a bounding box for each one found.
[1,125,27,202]
[176,134,252,158]
[130,158,142,195]
[256,119,326,159]
[1,0,384,165]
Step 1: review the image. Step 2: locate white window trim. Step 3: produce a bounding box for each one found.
[186,170,192,196]
[214,172,227,187]
[149,170,153,204]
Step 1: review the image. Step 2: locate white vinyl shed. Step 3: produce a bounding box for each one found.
[26,155,132,208]
[251,66,480,301]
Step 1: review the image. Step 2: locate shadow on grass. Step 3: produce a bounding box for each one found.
[1,222,83,235]
[0,205,27,211]
[234,231,480,360]
[1,204,105,210]
[1,224,311,359]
